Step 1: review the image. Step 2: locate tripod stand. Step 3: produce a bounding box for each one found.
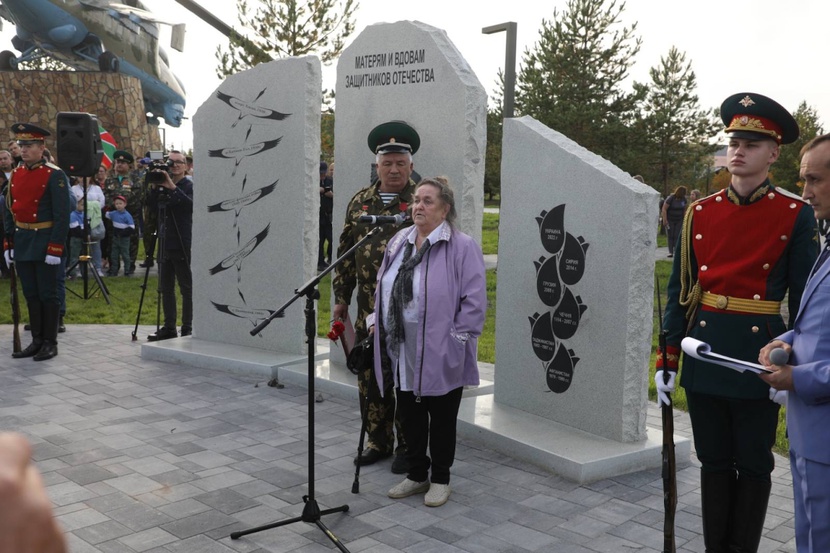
[131,228,159,341]
[231,226,385,552]
[66,178,109,303]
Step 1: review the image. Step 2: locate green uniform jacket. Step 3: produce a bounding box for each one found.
[104,171,144,216]
[332,180,415,340]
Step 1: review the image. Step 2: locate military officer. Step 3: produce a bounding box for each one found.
[333,121,419,474]
[2,123,72,361]
[655,93,819,552]
[104,150,143,274]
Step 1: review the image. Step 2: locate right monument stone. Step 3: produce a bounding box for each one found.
[494,116,659,444]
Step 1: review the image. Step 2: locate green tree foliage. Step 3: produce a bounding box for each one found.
[215,0,358,79]
[773,101,824,192]
[321,111,335,162]
[641,46,719,197]
[515,0,645,163]
[484,97,503,201]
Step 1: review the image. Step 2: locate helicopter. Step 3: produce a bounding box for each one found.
[0,0,187,127]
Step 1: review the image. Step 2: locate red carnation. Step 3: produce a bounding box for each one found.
[327,320,345,341]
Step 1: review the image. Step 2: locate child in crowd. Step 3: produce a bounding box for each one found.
[105,195,135,276]
[68,194,106,278]
[67,197,86,279]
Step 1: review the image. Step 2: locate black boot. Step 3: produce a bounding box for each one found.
[728,477,771,553]
[33,303,60,361]
[58,315,66,333]
[13,301,43,358]
[701,470,736,553]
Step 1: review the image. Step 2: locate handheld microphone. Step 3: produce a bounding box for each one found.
[359,214,406,225]
[769,348,789,366]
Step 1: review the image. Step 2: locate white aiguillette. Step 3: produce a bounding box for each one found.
[681,337,773,375]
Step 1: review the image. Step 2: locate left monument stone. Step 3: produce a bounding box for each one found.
[142,56,322,373]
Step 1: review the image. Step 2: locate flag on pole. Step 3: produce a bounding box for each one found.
[99,126,117,169]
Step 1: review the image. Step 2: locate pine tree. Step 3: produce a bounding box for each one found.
[515,0,644,162]
[642,46,719,197]
[215,0,357,78]
[773,101,824,193]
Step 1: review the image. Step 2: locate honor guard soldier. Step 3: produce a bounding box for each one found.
[655,94,820,552]
[2,123,72,361]
[333,121,420,473]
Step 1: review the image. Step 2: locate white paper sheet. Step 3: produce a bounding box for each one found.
[681,337,773,375]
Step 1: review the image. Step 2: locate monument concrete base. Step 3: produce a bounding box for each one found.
[458,394,691,483]
[142,339,687,484]
[140,337,320,379]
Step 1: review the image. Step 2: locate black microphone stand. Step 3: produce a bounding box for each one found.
[231,226,386,552]
[66,177,109,302]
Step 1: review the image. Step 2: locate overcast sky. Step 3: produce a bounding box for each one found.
[3,0,829,151]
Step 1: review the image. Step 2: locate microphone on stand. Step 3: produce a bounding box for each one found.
[359,213,407,225]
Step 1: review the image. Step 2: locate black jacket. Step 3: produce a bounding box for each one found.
[148,177,193,252]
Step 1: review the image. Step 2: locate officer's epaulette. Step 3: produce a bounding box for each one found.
[694,189,725,206]
[772,186,809,204]
[44,161,62,171]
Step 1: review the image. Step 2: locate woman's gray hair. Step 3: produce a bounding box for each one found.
[416,176,456,226]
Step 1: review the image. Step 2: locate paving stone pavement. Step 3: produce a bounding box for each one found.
[0,324,798,552]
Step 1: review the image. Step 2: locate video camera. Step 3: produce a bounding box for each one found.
[145,151,172,186]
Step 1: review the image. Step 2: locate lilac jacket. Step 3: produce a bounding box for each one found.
[373,224,486,397]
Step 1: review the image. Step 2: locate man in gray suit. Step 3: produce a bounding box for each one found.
[760,133,830,552]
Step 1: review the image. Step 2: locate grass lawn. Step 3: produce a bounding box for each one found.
[0,218,788,454]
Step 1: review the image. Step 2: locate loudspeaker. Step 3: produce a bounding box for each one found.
[56,112,103,177]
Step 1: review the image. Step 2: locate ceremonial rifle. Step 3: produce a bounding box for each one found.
[655,274,676,553]
[9,263,21,353]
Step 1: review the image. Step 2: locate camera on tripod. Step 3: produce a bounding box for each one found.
[145,151,172,186]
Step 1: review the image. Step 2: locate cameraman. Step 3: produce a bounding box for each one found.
[147,150,193,341]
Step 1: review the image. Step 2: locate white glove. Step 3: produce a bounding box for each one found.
[44,255,61,265]
[3,249,12,266]
[655,370,676,407]
[769,387,788,407]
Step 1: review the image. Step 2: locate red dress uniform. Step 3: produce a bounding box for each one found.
[3,160,71,302]
[662,181,818,552]
[664,183,819,400]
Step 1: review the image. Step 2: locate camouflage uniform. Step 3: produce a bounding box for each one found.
[333,179,415,455]
[104,170,144,272]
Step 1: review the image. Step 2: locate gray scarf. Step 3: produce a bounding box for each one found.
[386,238,432,351]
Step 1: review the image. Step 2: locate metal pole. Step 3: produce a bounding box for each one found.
[482,22,517,118]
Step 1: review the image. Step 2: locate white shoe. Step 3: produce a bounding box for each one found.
[424,483,450,507]
[388,478,429,499]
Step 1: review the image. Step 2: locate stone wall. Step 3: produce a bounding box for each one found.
[0,70,161,158]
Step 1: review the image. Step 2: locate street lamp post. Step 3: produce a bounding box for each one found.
[482,22,517,119]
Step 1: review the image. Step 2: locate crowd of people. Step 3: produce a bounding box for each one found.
[5,96,830,552]
[0,122,195,357]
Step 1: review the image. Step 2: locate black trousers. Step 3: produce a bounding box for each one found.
[397,387,463,485]
[687,391,780,480]
[159,249,192,330]
[16,260,59,304]
[318,212,332,266]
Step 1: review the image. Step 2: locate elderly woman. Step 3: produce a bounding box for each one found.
[369,177,486,507]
